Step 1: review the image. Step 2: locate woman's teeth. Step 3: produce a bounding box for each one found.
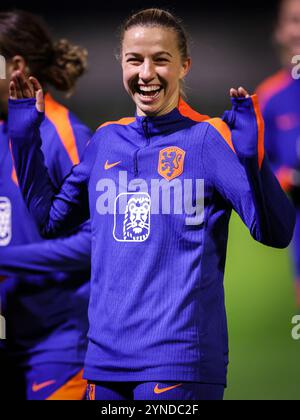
[140,85,161,92]
[137,85,162,97]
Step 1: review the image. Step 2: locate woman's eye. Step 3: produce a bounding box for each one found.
[127,58,142,63]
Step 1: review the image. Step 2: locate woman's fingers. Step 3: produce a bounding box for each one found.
[238,86,250,98]
[230,86,250,98]
[29,76,43,94]
[18,71,34,98]
[29,77,45,112]
[11,72,23,99]
[9,72,45,112]
[230,88,238,98]
[35,89,45,112]
[11,70,34,98]
[9,81,17,99]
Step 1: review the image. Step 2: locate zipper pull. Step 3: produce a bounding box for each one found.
[142,117,150,145]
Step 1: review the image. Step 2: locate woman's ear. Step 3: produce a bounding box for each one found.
[180,57,192,80]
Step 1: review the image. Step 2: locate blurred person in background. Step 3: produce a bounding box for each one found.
[0,10,92,400]
[256,0,300,310]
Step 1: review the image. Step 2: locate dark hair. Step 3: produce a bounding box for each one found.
[119,8,190,62]
[0,10,88,96]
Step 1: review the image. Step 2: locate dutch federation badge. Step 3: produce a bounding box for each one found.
[158,147,186,181]
[0,197,12,247]
[113,192,151,243]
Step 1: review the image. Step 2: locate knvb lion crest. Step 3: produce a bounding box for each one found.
[158,147,186,181]
[114,193,151,243]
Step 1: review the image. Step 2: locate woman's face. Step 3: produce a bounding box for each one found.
[276,0,300,60]
[122,26,191,117]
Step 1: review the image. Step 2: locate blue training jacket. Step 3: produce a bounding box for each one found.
[7,95,295,384]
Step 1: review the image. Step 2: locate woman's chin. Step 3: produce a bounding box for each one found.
[136,102,162,117]
[134,92,164,115]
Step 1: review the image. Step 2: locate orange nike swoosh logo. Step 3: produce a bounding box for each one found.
[104,160,121,170]
[154,383,183,394]
[32,380,56,392]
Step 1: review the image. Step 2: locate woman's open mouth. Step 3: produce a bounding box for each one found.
[135,84,163,101]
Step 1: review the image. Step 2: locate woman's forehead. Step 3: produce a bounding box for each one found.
[122,26,178,54]
[281,0,300,20]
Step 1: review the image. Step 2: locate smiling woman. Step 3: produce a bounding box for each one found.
[119,9,191,116]
[7,8,296,401]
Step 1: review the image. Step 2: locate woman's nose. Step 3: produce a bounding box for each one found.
[139,60,156,82]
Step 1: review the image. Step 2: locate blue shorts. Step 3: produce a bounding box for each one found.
[26,363,87,400]
[0,353,86,400]
[86,381,225,401]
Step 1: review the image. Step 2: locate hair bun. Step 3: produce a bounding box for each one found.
[45,39,88,95]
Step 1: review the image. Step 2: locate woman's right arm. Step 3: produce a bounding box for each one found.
[0,222,91,276]
[8,71,96,238]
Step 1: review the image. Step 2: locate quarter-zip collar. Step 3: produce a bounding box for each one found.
[133,98,209,140]
[134,106,190,138]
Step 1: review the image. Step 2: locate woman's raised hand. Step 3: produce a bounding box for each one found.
[9,70,45,112]
[229,86,250,99]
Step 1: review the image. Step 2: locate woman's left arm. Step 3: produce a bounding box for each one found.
[202,87,296,248]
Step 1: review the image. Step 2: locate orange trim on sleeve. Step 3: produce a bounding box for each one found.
[178,98,210,122]
[46,369,87,401]
[44,94,80,165]
[206,118,236,154]
[251,94,265,169]
[98,117,136,130]
[11,167,18,186]
[177,99,235,153]
[8,139,18,186]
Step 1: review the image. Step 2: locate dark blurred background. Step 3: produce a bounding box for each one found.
[1,0,281,129]
[3,0,300,401]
